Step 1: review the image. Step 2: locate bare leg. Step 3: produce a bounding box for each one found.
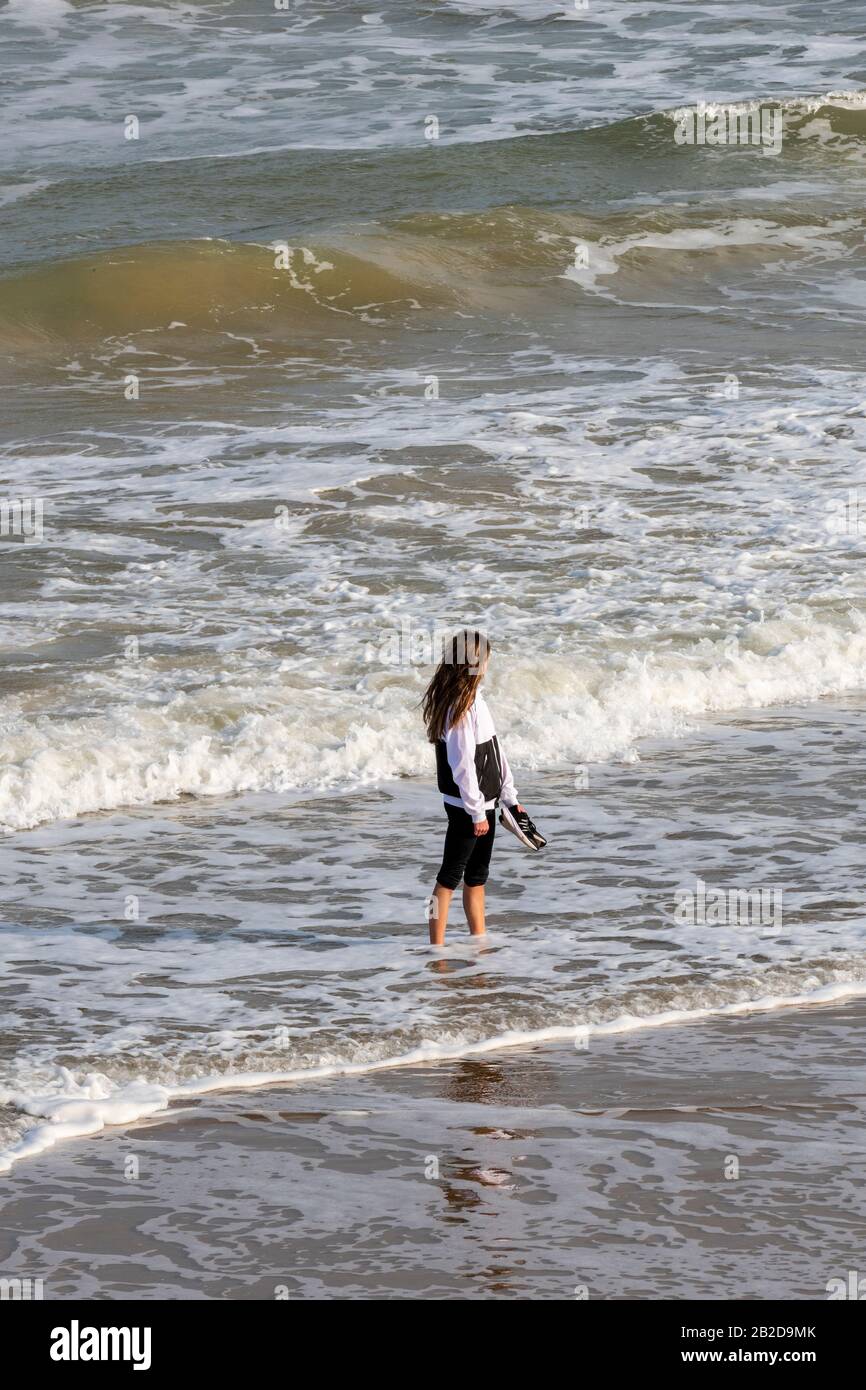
[428,883,453,945]
[463,883,486,937]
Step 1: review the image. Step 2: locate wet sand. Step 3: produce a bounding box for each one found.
[1,999,862,1301]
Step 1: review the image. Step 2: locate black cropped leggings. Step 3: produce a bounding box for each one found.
[436,803,496,890]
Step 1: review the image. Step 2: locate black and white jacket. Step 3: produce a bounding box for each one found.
[436,692,518,823]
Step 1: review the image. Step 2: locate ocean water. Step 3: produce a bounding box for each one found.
[1,0,866,1177]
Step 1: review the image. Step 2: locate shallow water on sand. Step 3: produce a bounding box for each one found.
[2,1002,864,1300]
[2,697,866,1171]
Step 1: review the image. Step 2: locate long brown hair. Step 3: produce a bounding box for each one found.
[421,628,490,743]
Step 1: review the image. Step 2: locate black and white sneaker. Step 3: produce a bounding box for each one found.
[499,804,547,851]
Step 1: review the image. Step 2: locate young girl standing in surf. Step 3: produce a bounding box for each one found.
[422,629,544,946]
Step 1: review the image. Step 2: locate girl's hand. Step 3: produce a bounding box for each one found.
[473,819,489,836]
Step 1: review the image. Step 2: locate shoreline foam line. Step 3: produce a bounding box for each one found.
[2,977,865,1176]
